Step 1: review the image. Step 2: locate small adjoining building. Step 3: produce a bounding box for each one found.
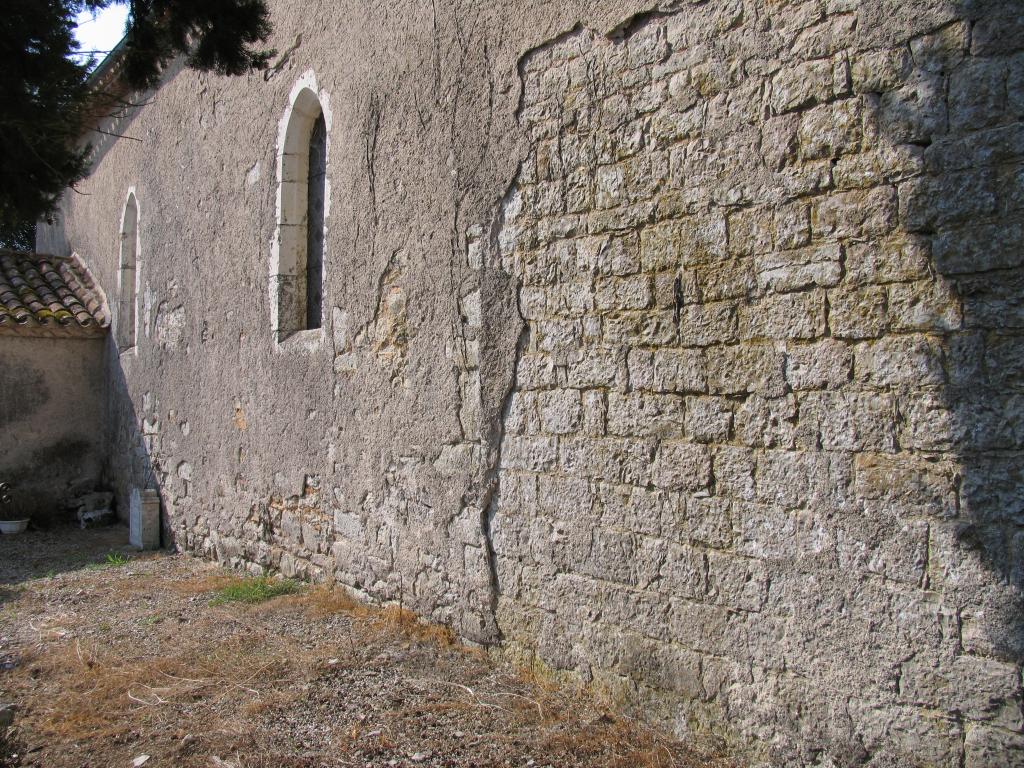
[0,250,109,522]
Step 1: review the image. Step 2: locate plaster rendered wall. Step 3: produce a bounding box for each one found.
[0,336,106,522]
[40,0,1023,765]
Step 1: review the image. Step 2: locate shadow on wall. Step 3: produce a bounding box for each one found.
[879,1,1024,664]
[103,337,167,547]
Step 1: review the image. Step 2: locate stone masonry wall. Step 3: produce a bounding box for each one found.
[0,335,107,522]
[41,1,1024,765]
[490,2,1024,766]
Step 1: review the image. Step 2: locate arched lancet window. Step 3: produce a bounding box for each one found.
[272,77,329,343]
[306,113,326,330]
[117,192,139,351]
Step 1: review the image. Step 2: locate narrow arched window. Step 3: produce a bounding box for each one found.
[306,113,326,330]
[272,78,329,344]
[117,192,139,351]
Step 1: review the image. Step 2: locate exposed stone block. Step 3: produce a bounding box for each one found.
[772,202,812,250]
[770,58,837,114]
[738,291,827,341]
[594,274,653,311]
[596,482,665,538]
[735,394,798,449]
[785,339,853,390]
[887,280,962,332]
[924,124,1024,176]
[516,352,557,389]
[899,171,998,233]
[678,302,737,346]
[971,3,1024,55]
[674,495,735,550]
[854,452,957,517]
[799,98,863,159]
[688,261,754,303]
[964,724,1024,768]
[760,114,799,171]
[933,220,1024,274]
[706,552,768,612]
[851,703,964,767]
[500,436,558,472]
[812,186,897,239]
[959,454,1024,526]
[798,391,897,452]
[560,437,657,486]
[538,389,583,434]
[910,21,969,73]
[727,206,774,257]
[707,343,786,397]
[713,445,757,502]
[900,653,1023,724]
[577,528,638,586]
[756,244,842,293]
[833,144,924,190]
[652,441,711,492]
[853,335,946,388]
[755,450,853,509]
[606,391,684,437]
[1010,53,1024,118]
[605,310,678,346]
[879,73,948,143]
[852,48,913,93]
[564,346,621,388]
[845,235,931,285]
[683,396,732,443]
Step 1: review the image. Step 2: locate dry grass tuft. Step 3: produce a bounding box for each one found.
[536,711,705,768]
[375,605,458,648]
[1,531,738,768]
[275,585,460,649]
[7,628,315,745]
[165,572,239,596]
[279,583,373,618]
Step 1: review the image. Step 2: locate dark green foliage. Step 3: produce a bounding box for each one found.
[0,0,273,247]
[0,0,92,238]
[0,222,37,252]
[121,1,275,90]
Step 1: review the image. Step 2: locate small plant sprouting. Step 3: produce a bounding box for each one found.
[210,576,301,605]
[105,552,130,567]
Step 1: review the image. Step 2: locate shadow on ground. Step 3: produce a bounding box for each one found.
[0,524,139,589]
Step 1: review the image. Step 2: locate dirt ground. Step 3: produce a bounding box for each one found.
[0,525,735,768]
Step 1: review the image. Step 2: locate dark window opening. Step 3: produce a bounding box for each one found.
[305,113,326,330]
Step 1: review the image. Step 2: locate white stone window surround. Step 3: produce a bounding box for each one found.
[116,187,141,355]
[270,70,333,352]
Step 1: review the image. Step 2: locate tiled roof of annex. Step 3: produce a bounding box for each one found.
[0,250,109,336]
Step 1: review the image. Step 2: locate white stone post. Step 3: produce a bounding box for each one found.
[129,487,161,550]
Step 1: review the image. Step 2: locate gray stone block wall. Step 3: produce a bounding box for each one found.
[490,3,1024,765]
[43,0,1024,765]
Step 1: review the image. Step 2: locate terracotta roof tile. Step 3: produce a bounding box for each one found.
[0,250,109,336]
